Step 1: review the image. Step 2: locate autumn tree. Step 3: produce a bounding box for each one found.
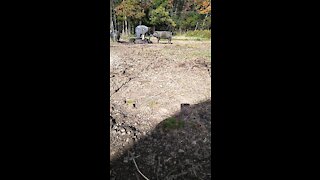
[115,0,145,35]
[110,0,212,36]
[194,0,211,29]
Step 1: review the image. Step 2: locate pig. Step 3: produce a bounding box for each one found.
[152,31,173,44]
[110,30,120,42]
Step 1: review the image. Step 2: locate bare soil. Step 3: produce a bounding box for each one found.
[110,38,213,180]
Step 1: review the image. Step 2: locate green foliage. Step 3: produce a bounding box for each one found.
[163,117,185,130]
[149,6,176,28]
[151,0,173,9]
[185,30,211,39]
[112,0,212,32]
[202,15,211,29]
[179,12,201,29]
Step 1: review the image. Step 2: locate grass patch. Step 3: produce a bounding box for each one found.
[185,30,211,39]
[148,100,158,108]
[163,117,185,130]
[125,99,134,105]
[172,36,210,41]
[173,30,211,41]
[120,34,136,41]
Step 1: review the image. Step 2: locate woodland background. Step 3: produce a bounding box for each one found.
[110,0,211,38]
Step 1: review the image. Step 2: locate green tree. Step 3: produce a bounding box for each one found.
[183,12,201,30]
[149,6,176,30]
[111,0,212,35]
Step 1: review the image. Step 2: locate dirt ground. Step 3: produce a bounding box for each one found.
[110,37,213,180]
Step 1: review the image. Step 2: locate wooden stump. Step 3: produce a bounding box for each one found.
[180,103,191,120]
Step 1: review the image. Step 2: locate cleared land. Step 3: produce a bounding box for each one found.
[110,37,213,180]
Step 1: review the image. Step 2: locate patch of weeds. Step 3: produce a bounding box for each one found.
[148,100,158,108]
[121,34,136,40]
[125,99,134,105]
[163,117,185,130]
[185,30,211,39]
[173,35,210,41]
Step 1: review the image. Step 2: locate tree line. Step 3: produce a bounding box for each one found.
[110,0,211,35]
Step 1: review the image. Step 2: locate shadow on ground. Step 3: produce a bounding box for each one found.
[110,100,214,180]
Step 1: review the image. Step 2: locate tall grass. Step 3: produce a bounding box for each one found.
[185,30,211,39]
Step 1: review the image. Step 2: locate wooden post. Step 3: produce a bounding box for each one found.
[180,103,190,121]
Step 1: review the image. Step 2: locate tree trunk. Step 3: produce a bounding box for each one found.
[202,14,209,30]
[195,22,199,31]
[113,10,117,31]
[122,21,125,35]
[110,1,114,31]
[132,21,134,34]
[125,16,128,35]
[128,20,131,35]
